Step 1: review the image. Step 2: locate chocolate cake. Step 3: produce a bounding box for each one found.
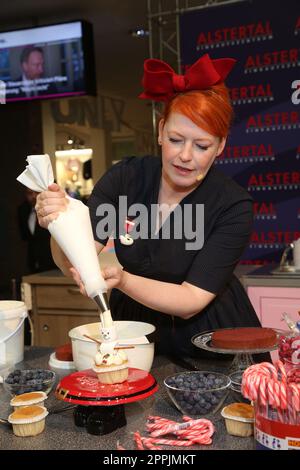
[211,327,277,350]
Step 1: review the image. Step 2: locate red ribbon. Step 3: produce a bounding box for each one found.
[139,54,236,102]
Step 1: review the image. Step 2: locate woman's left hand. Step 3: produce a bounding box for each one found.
[101,266,125,291]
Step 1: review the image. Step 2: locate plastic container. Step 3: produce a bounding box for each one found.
[164,371,231,416]
[48,352,76,371]
[0,301,28,365]
[255,408,300,450]
[69,321,156,372]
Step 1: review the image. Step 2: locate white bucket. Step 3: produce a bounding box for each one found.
[69,321,156,372]
[0,301,28,365]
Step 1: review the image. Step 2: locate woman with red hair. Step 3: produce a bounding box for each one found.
[36,55,262,358]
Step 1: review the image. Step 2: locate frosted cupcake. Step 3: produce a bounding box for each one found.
[93,350,128,384]
[10,391,47,410]
[8,405,48,437]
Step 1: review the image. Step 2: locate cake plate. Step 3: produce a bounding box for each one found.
[191,329,284,373]
[55,367,158,435]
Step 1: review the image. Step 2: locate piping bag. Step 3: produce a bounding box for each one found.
[17,154,117,346]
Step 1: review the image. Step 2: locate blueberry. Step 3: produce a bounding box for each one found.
[166,378,174,386]
[26,379,36,386]
[210,395,218,405]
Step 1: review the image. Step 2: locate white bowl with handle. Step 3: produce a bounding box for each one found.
[69,321,156,372]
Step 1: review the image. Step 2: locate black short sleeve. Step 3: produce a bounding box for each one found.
[185,196,253,294]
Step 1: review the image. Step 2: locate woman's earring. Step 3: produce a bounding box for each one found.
[158,139,162,146]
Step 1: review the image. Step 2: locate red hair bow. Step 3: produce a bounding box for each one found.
[139,54,236,102]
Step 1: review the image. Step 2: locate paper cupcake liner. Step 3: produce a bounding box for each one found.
[8,406,48,425]
[93,361,128,374]
[10,392,47,408]
[96,368,128,385]
[12,420,46,437]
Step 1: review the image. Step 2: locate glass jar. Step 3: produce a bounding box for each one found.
[278,331,300,369]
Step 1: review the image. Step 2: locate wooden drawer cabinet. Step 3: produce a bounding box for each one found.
[37,312,99,347]
[22,271,99,347]
[36,285,97,310]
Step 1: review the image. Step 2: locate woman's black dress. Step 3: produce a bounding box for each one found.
[88,156,262,358]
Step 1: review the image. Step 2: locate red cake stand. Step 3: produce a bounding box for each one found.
[55,368,158,435]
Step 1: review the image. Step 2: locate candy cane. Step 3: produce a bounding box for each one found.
[146,437,194,446]
[279,381,288,410]
[134,431,144,450]
[150,418,212,438]
[141,437,162,451]
[275,360,287,383]
[290,383,300,412]
[272,380,281,409]
[242,361,300,425]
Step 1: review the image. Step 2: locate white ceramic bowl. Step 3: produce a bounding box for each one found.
[69,321,156,372]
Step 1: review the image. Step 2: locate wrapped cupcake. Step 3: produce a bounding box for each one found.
[221,403,254,437]
[93,350,128,384]
[10,391,47,410]
[8,405,48,437]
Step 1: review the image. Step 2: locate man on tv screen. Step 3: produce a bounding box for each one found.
[17,46,57,98]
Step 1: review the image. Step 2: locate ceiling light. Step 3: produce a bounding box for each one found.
[129,28,149,38]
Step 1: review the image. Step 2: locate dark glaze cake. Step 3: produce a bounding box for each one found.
[211,327,277,350]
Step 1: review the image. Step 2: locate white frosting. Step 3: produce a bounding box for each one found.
[48,198,107,298]
[100,326,117,342]
[100,311,114,328]
[94,349,127,367]
[99,341,118,355]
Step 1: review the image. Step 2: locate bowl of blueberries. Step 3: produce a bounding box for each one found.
[3,369,56,396]
[164,371,231,416]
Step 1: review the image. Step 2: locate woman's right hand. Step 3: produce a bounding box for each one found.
[35,183,68,229]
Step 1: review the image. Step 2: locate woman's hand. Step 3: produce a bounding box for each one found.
[101,266,125,291]
[69,267,87,296]
[35,183,68,229]
[69,265,125,297]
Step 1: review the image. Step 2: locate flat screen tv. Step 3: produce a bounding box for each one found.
[0,20,96,102]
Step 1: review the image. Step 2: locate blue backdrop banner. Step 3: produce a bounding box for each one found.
[180,0,300,265]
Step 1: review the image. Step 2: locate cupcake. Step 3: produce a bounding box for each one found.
[221,403,254,437]
[10,391,47,410]
[8,405,48,437]
[93,350,128,384]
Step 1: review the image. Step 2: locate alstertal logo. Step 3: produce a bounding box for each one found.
[0,80,6,104]
[291,80,300,105]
